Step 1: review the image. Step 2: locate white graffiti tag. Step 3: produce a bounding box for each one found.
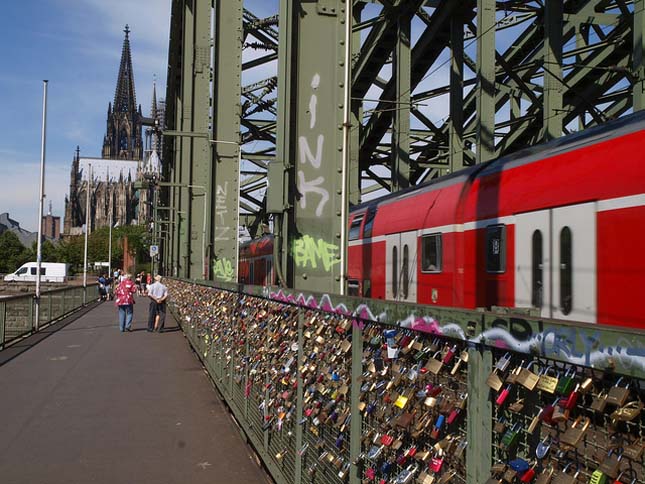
[297,73,330,218]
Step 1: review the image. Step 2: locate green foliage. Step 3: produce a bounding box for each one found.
[0,231,33,273]
[54,224,151,273]
[55,236,84,270]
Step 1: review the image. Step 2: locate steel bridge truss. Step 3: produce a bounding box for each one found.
[162,0,645,291]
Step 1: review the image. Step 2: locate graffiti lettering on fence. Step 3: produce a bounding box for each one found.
[293,235,340,272]
[215,182,230,242]
[266,287,645,376]
[297,74,330,218]
[212,257,234,282]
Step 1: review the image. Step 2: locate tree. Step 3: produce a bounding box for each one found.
[55,235,84,272]
[0,231,32,273]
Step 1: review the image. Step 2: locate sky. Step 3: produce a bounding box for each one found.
[0,0,172,231]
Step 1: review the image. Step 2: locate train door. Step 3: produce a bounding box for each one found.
[385,231,418,302]
[514,202,596,322]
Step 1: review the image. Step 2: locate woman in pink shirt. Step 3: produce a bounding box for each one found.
[114,273,137,332]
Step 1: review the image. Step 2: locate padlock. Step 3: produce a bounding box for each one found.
[613,469,637,484]
[500,423,521,449]
[589,469,608,484]
[487,368,504,391]
[563,384,580,410]
[508,458,530,474]
[496,352,513,371]
[428,451,444,473]
[395,464,418,484]
[520,465,536,483]
[554,367,577,395]
[535,365,560,394]
[496,385,512,406]
[552,463,580,484]
[606,377,630,407]
[598,449,623,479]
[425,351,444,374]
[535,436,551,459]
[517,361,540,390]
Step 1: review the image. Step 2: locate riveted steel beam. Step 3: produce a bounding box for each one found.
[211,0,243,283]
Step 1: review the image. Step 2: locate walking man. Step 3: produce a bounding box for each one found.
[147,275,168,332]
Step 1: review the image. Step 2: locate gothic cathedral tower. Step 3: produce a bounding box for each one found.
[102,25,143,161]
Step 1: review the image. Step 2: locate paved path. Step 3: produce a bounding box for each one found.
[0,298,270,484]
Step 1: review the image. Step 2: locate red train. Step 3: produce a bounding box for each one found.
[240,113,645,328]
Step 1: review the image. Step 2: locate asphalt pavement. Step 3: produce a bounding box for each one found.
[0,297,270,484]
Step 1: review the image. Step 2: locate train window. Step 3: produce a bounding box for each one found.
[531,230,543,308]
[363,207,377,238]
[421,234,442,272]
[249,262,254,285]
[402,244,409,299]
[349,214,364,240]
[392,246,398,299]
[348,279,360,296]
[560,226,572,315]
[266,259,273,286]
[486,225,506,273]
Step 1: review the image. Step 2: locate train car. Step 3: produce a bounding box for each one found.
[240,112,645,328]
[348,112,645,328]
[239,234,274,286]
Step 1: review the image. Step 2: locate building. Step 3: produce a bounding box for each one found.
[64,25,163,236]
[41,202,61,240]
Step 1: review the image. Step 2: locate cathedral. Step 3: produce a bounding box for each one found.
[64,25,163,236]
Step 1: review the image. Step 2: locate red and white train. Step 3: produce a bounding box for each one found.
[240,113,645,328]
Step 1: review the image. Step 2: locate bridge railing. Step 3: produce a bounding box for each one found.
[168,279,645,484]
[0,284,96,349]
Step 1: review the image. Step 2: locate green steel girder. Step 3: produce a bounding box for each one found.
[273,0,349,295]
[358,0,476,169]
[162,0,184,276]
[211,0,243,283]
[352,0,425,99]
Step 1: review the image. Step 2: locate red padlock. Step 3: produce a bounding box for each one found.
[564,385,580,410]
[429,454,444,473]
[447,408,461,424]
[520,467,536,482]
[442,345,457,364]
[496,385,511,406]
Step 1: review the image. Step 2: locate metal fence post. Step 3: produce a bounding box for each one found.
[29,296,34,333]
[294,310,305,484]
[349,317,363,484]
[0,301,5,350]
[466,317,493,484]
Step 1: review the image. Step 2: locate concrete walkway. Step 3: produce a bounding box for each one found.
[0,298,270,484]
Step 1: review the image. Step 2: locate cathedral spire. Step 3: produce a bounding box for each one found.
[113,24,137,114]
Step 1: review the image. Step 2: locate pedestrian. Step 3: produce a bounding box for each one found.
[135,272,142,295]
[114,273,137,332]
[97,274,108,302]
[146,275,168,332]
[140,271,147,295]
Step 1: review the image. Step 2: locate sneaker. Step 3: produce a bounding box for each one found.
[126,328,132,332]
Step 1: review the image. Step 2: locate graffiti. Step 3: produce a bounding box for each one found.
[266,287,645,376]
[215,182,230,242]
[293,235,340,272]
[299,135,324,169]
[297,172,330,217]
[297,73,330,218]
[212,257,234,282]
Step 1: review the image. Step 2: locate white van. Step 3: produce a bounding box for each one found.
[4,262,69,283]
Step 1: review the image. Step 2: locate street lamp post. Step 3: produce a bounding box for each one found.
[35,80,48,331]
[82,163,92,303]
